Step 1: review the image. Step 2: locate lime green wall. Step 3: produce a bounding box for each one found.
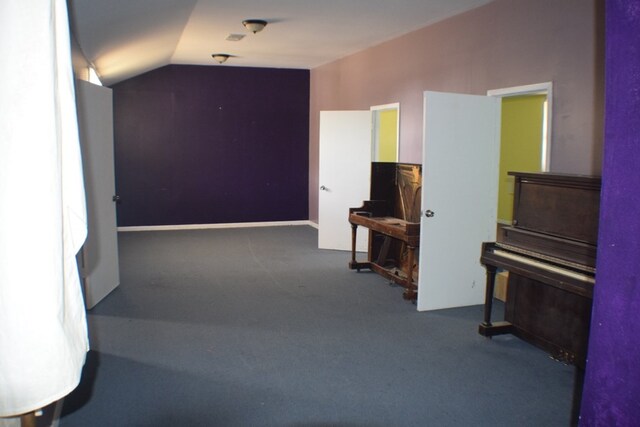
[498,95,546,222]
[378,109,398,162]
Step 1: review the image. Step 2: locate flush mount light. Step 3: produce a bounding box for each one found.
[211,53,232,64]
[242,19,267,34]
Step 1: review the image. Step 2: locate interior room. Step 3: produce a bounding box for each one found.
[1,0,638,426]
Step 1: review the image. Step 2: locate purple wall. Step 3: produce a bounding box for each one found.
[580,0,640,424]
[112,65,309,227]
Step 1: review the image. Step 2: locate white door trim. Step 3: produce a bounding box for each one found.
[371,102,400,161]
[487,82,553,171]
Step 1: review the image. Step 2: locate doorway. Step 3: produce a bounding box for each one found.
[488,82,552,224]
[371,103,400,162]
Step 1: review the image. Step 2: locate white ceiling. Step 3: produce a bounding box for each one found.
[68,0,494,86]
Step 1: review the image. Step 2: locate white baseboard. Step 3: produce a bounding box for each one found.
[117,220,315,232]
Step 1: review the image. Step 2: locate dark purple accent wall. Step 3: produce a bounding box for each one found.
[580,0,640,424]
[111,65,309,227]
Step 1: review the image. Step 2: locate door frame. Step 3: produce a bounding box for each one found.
[487,82,552,171]
[370,102,400,162]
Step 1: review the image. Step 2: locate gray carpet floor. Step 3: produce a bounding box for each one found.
[59,225,577,426]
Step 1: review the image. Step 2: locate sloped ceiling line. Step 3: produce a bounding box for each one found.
[68,0,494,86]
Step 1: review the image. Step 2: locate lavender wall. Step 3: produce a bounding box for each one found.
[580,0,640,424]
[309,0,604,223]
[112,65,309,227]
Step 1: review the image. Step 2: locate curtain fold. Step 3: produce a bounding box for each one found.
[0,0,89,417]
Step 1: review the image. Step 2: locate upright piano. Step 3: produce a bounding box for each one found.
[479,172,600,368]
[348,162,422,300]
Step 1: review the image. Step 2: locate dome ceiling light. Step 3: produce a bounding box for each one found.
[211,53,232,64]
[242,19,268,34]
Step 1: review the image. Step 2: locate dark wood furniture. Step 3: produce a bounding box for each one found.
[348,162,422,300]
[479,172,600,368]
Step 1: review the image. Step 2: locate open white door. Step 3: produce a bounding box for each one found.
[318,111,371,251]
[76,80,120,309]
[417,91,501,311]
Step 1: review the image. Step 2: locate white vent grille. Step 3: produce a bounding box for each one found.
[225,34,245,42]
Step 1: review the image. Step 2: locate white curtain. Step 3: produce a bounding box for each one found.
[0,0,89,418]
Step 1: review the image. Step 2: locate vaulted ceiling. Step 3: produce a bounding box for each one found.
[68,0,493,86]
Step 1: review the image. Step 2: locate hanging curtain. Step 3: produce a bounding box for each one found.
[0,0,89,418]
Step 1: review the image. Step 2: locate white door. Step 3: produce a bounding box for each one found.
[318,111,371,251]
[417,91,501,311]
[76,80,120,309]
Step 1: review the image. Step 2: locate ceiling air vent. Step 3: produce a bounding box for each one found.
[225,34,245,42]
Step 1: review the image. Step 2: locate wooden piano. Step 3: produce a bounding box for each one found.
[348,162,422,300]
[479,172,601,368]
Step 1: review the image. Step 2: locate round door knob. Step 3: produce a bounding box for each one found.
[425,209,435,218]
[320,185,328,191]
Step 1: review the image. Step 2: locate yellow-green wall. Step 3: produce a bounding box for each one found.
[498,95,546,222]
[378,109,398,162]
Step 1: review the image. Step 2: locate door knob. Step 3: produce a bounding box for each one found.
[320,185,328,191]
[425,209,435,218]
[112,195,121,203]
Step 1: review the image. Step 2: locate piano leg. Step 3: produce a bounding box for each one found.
[481,264,497,327]
[348,223,360,271]
[478,264,513,337]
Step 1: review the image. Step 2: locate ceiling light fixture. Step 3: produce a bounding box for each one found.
[242,19,268,34]
[211,53,231,64]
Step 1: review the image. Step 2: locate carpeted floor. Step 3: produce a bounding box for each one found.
[59,225,578,426]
